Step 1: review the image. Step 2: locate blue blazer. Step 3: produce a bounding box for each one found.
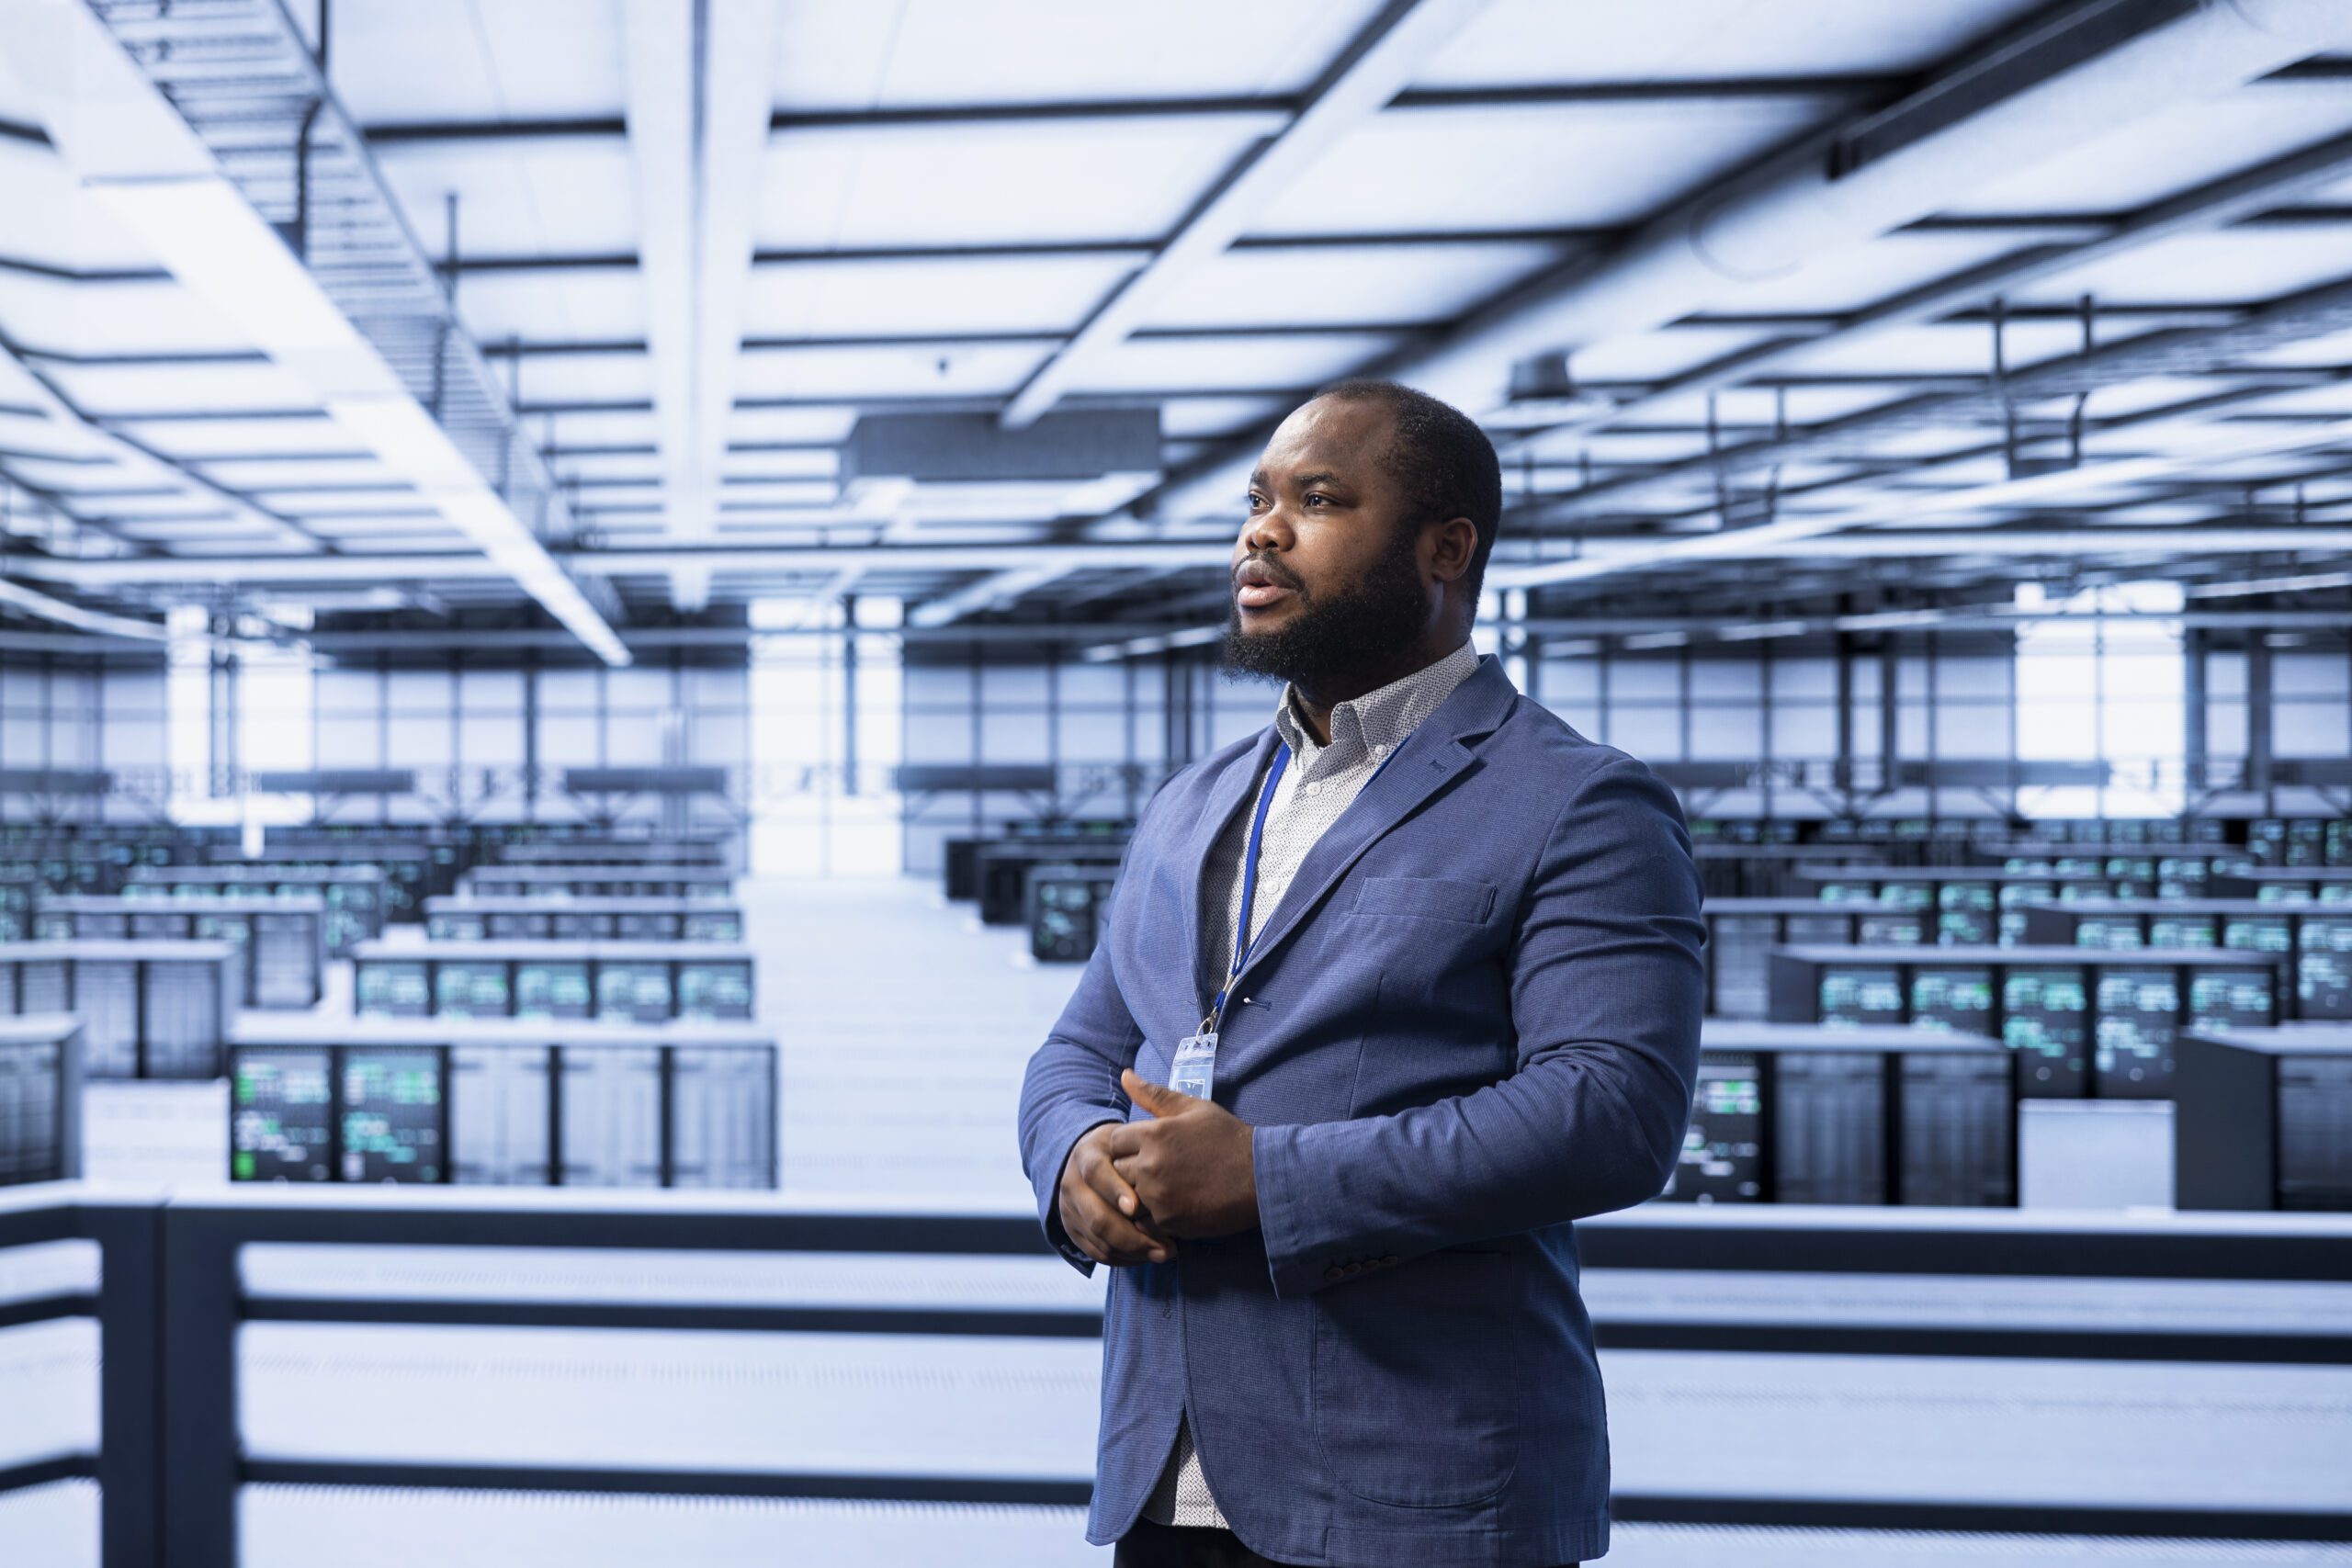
[1017,657,1705,1568]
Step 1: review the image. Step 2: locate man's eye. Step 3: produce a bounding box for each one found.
[1305,493,1330,507]
[1247,492,1268,511]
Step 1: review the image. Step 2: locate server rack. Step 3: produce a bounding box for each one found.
[2175,1025,2352,1211]
[228,1017,776,1189]
[204,840,436,919]
[1793,864,2262,941]
[495,838,729,866]
[422,896,743,943]
[0,1014,82,1186]
[351,939,756,1024]
[1703,898,1943,1016]
[1767,944,2287,1100]
[1026,864,1124,963]
[977,841,1125,926]
[0,941,238,1078]
[1664,1021,2017,1206]
[35,895,327,1008]
[458,865,736,901]
[124,863,388,954]
[2018,899,2352,1021]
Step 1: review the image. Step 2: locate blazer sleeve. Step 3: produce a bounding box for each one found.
[1017,863,1147,1274]
[1252,752,1705,1299]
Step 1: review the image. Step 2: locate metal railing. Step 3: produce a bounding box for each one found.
[4,1186,2352,1567]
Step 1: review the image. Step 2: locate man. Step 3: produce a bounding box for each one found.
[1017,379,1704,1568]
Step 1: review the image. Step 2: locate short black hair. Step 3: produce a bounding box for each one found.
[1313,378,1501,592]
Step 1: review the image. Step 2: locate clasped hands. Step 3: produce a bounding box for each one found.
[1057,1068,1258,1267]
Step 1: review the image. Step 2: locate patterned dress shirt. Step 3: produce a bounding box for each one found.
[1143,640,1482,1529]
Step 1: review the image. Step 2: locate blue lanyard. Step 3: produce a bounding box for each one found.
[1213,741,1291,1025]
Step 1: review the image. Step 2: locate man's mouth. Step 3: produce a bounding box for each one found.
[1233,558,1300,610]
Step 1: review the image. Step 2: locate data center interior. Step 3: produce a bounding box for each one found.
[1,2,2351,1565]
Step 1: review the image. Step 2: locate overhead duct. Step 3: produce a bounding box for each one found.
[842,410,1163,487]
[1146,0,2352,525]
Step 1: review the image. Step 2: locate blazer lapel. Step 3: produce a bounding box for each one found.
[1232,657,1519,993]
[1179,727,1283,1007]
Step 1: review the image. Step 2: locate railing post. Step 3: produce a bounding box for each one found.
[80,1199,164,1568]
[159,1206,241,1568]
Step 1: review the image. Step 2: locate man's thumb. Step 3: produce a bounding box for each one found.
[1122,1066,1191,1113]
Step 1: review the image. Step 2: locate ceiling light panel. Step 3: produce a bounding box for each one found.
[1412,0,2049,85]
[758,116,1283,251]
[1251,98,1831,238]
[2012,230,2352,310]
[1065,332,1396,395]
[1941,87,2352,217]
[773,0,1385,110]
[743,254,1142,339]
[1146,239,1576,332]
[373,140,643,260]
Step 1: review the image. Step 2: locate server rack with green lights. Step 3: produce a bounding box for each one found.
[2175,1026,2352,1212]
[2018,899,2352,1021]
[1766,945,2287,1100]
[458,864,737,901]
[351,939,756,1025]
[228,1017,776,1190]
[1793,865,2264,942]
[0,1015,81,1187]
[123,863,388,955]
[494,837,729,866]
[0,940,238,1078]
[1026,863,1124,963]
[423,896,743,943]
[1659,1021,2017,1207]
[35,894,327,1009]
[1702,898,1944,1017]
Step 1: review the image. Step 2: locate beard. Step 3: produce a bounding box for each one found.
[1220,524,1429,691]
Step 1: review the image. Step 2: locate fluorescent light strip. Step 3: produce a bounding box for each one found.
[1080,624,1224,663]
[10,2,627,666]
[2188,569,2352,599]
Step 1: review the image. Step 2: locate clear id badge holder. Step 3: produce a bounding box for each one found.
[1170,1027,1219,1100]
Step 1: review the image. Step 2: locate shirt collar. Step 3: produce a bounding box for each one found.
[1273,642,1481,767]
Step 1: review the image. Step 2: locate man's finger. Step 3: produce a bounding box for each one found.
[1122,1067,1196,1117]
[1078,1140,1145,1218]
[1062,1182,1172,1264]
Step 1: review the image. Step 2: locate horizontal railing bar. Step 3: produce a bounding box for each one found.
[1611,1495,2352,1542]
[240,1300,1105,1337]
[240,1461,1094,1507]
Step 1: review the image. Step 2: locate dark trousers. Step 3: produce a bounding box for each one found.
[1115,1517,1577,1567]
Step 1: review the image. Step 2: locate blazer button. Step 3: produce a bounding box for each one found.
[1323,1265,1344,1282]
[1381,1255,1398,1266]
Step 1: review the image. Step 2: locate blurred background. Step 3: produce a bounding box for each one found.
[0,1,2350,1563]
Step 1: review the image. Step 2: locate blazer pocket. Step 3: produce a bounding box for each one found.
[1312,1248,1522,1507]
[1350,875,1497,925]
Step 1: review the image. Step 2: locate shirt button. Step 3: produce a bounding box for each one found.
[1304,782,1321,797]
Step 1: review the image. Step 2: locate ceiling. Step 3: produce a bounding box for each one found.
[0,0,2347,657]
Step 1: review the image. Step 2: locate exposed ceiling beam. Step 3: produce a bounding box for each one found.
[27,521,2352,593]
[906,564,1081,628]
[998,0,1492,429]
[1142,0,2352,528]
[625,0,781,615]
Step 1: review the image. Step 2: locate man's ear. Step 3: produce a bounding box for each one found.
[1427,515,1479,584]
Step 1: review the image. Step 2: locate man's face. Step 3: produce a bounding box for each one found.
[1223,397,1432,688]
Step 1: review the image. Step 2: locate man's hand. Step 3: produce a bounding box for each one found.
[1108,1069,1259,1238]
[1057,1122,1174,1267]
